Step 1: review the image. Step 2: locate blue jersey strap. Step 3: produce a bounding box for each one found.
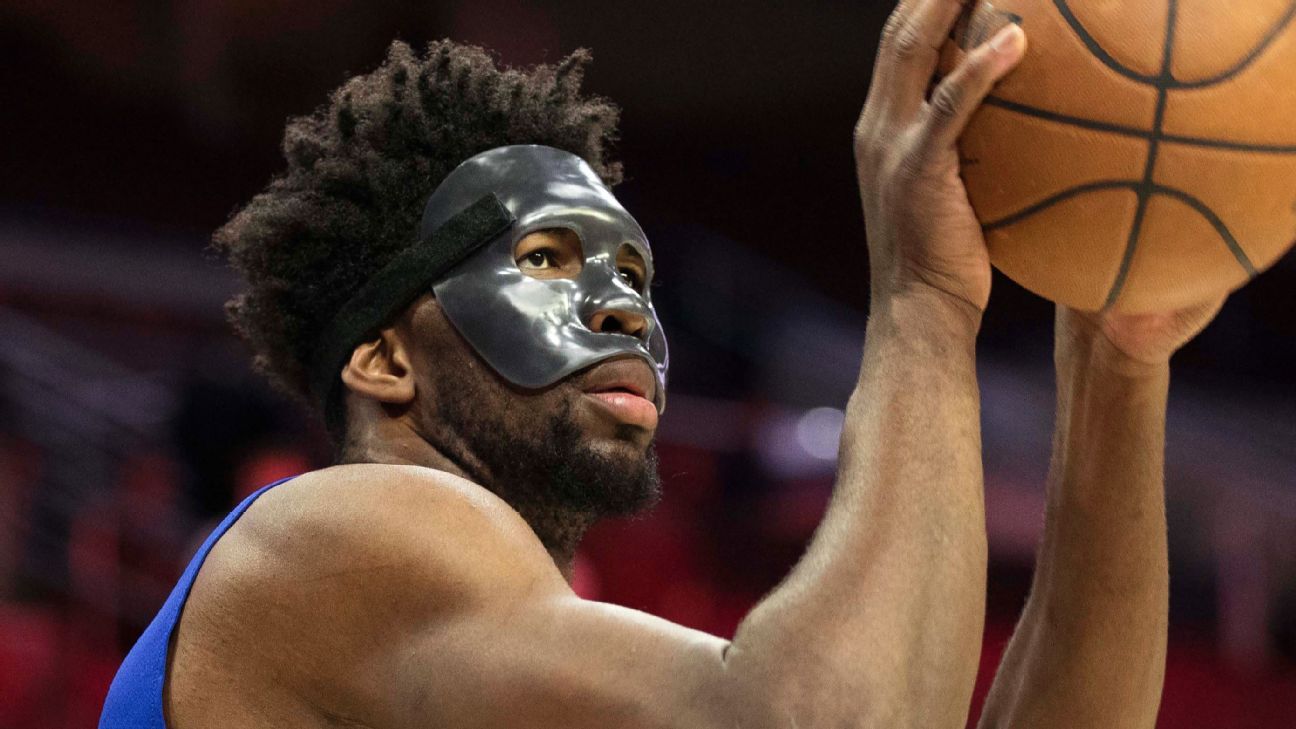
[99,476,296,728]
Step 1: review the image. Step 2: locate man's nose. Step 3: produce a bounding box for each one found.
[588,307,649,339]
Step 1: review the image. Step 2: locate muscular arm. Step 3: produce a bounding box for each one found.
[977,311,1185,729]
[725,290,987,727]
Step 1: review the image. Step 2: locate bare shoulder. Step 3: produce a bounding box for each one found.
[234,464,562,591]
[197,463,568,617]
[169,464,566,726]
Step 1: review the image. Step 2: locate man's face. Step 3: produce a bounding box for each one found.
[422,146,669,408]
[397,228,662,532]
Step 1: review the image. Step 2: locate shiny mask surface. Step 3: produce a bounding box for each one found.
[421,145,668,412]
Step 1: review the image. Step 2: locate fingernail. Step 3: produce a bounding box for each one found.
[990,23,1024,54]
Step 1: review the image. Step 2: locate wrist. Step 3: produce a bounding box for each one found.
[871,280,984,342]
[1055,311,1170,383]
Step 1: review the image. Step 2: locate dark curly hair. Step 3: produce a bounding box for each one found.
[214,40,622,435]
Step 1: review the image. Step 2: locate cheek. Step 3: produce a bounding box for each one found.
[409,299,476,364]
[407,298,590,417]
[404,301,486,391]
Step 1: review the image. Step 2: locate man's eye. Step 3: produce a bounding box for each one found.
[618,268,643,289]
[520,250,556,269]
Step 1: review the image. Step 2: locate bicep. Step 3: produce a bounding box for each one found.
[393,594,744,729]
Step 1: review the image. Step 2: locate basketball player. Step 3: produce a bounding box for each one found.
[101,1,1224,726]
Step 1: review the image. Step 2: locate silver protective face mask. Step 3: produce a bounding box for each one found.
[419,145,668,412]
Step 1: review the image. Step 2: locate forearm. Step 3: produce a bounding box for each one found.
[979,322,1170,729]
[727,288,987,728]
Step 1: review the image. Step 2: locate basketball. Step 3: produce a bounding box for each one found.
[943,0,1296,313]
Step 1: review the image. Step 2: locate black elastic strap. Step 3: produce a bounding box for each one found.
[310,193,515,419]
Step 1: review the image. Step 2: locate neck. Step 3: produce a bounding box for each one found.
[339,416,592,581]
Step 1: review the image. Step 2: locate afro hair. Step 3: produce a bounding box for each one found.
[214,40,622,433]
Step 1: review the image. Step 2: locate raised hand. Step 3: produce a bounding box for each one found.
[854,0,1026,314]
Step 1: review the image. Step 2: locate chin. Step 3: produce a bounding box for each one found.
[569,432,662,517]
[582,427,653,461]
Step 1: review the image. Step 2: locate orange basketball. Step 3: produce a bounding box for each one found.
[943,0,1296,313]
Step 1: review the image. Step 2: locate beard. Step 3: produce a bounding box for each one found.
[431,365,661,552]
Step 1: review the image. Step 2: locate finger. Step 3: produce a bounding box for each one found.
[867,0,920,102]
[871,0,971,120]
[1174,295,1226,330]
[920,23,1026,151]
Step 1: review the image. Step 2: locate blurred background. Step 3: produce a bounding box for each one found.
[1,1,1294,726]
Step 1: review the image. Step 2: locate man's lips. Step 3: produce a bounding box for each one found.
[580,359,659,428]
[580,359,657,401]
[584,390,659,429]
[585,379,648,398]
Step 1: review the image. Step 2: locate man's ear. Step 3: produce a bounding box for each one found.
[339,327,416,406]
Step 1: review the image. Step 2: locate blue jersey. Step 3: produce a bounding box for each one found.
[99,477,295,728]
